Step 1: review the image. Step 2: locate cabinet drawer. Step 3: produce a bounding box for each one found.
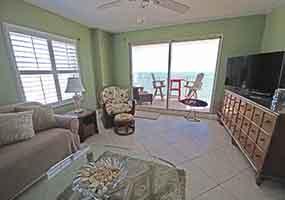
[252,108,263,125]
[229,123,236,132]
[245,138,255,157]
[248,124,259,142]
[233,129,240,140]
[241,118,250,133]
[233,100,240,113]
[238,132,247,147]
[261,113,277,134]
[245,103,254,118]
[239,102,246,114]
[252,147,265,170]
[257,131,271,152]
[236,115,243,128]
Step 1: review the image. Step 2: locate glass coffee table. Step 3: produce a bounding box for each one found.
[16,144,191,200]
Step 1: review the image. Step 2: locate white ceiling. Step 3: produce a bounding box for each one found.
[24,0,285,33]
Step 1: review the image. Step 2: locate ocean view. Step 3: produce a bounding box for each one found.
[133,72,215,104]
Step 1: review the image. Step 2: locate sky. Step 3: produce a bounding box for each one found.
[132,38,220,73]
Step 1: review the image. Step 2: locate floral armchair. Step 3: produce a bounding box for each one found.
[100,86,135,128]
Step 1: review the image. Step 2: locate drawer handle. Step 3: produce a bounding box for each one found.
[244,123,248,126]
[255,114,260,117]
[251,130,255,133]
[260,138,265,142]
[255,154,261,158]
[247,108,251,111]
[265,120,272,124]
[240,136,245,139]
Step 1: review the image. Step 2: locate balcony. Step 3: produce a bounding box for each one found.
[133,72,213,113]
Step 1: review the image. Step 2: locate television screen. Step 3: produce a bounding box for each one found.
[246,52,284,94]
[225,56,247,88]
[225,52,285,95]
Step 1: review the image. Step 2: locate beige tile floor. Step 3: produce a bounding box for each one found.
[85,114,285,200]
[137,96,210,112]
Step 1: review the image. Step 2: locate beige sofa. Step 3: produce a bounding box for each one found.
[0,102,80,200]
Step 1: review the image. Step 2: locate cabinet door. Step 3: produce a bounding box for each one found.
[252,147,265,170]
[245,138,255,157]
[238,131,247,147]
[236,114,243,128]
[245,103,254,119]
[241,118,250,133]
[257,130,272,152]
[239,101,246,115]
[252,107,263,125]
[261,113,277,134]
[233,128,241,140]
[248,124,259,142]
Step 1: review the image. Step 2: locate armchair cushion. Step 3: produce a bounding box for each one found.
[102,86,129,104]
[105,102,132,115]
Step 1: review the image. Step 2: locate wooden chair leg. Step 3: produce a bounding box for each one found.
[187,88,192,97]
[154,88,158,97]
[193,90,198,99]
[159,87,163,100]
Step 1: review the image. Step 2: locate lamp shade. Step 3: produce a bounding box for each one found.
[65,77,86,93]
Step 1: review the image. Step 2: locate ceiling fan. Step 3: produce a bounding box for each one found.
[97,0,190,14]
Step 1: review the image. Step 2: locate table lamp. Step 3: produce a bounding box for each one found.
[65,77,86,113]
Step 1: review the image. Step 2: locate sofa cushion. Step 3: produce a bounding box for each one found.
[0,128,79,200]
[0,111,35,146]
[105,103,132,115]
[15,105,56,132]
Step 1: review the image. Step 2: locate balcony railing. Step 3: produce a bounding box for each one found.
[133,72,214,105]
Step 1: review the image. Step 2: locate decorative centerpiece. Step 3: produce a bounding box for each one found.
[72,152,128,199]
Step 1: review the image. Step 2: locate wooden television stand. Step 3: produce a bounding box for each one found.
[220,89,285,185]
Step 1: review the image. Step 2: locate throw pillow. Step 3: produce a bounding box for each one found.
[15,105,56,132]
[0,111,35,146]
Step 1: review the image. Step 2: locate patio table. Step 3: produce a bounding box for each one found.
[179,98,208,122]
[169,78,186,100]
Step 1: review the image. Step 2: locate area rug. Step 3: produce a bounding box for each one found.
[135,111,160,120]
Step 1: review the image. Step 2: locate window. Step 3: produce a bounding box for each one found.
[5,24,81,105]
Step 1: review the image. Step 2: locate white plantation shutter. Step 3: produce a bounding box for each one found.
[6,24,82,105]
[52,40,79,71]
[51,40,80,101]
[20,74,58,104]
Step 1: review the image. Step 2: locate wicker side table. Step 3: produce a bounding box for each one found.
[114,113,135,135]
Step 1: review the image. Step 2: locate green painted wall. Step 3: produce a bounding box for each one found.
[91,29,113,94]
[112,15,266,109]
[262,6,285,52]
[0,0,98,110]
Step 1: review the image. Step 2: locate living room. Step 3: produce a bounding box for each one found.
[1,0,285,200]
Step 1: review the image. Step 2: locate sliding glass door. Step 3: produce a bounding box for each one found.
[131,43,169,109]
[130,37,221,112]
[169,39,221,112]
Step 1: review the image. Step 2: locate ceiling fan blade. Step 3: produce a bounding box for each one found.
[97,0,121,9]
[153,0,189,14]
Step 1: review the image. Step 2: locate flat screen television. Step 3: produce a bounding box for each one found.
[225,52,285,95]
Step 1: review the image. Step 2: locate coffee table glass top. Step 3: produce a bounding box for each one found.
[16,144,190,200]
